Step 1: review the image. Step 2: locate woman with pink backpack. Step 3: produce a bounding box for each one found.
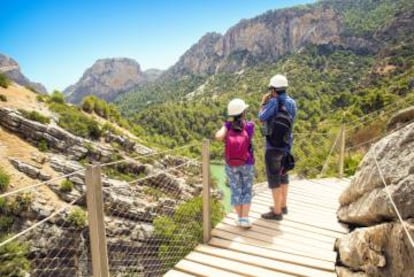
[215,98,255,228]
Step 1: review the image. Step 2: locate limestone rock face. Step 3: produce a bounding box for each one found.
[64,58,161,103]
[336,222,414,277]
[0,53,47,93]
[338,123,414,225]
[336,122,414,276]
[167,5,375,78]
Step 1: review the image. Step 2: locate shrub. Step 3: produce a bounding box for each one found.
[0,168,10,193]
[153,197,224,272]
[67,207,87,229]
[9,193,32,214]
[38,139,48,152]
[18,109,50,124]
[60,179,74,192]
[81,96,95,113]
[0,216,13,232]
[0,94,7,102]
[0,73,10,88]
[0,236,30,277]
[36,94,48,102]
[49,103,102,140]
[50,90,65,104]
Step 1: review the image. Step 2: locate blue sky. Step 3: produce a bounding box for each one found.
[1,0,315,92]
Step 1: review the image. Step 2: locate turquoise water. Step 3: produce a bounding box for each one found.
[210,163,232,212]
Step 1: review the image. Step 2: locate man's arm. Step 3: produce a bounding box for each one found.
[258,98,278,121]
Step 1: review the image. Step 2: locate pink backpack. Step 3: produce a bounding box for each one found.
[225,124,250,167]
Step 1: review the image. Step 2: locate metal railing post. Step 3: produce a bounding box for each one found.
[202,139,211,244]
[85,165,110,277]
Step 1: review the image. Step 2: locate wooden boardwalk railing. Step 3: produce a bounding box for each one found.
[165,178,349,277]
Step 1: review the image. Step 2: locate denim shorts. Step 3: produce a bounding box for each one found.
[265,149,289,189]
[225,164,254,206]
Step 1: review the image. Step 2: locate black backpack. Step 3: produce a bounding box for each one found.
[266,102,292,148]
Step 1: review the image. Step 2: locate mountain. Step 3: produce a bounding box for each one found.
[64,58,162,104]
[115,0,414,178]
[116,0,413,111]
[167,4,365,78]
[0,53,47,94]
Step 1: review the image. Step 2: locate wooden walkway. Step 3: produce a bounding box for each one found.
[165,178,350,277]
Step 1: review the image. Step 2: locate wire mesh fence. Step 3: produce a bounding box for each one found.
[99,144,224,276]
[0,139,222,277]
[0,187,90,277]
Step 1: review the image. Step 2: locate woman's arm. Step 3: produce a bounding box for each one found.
[215,125,227,141]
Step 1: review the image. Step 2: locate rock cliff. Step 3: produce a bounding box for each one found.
[0,53,47,93]
[336,121,414,276]
[64,58,161,103]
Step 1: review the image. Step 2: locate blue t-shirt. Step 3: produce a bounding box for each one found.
[258,93,297,152]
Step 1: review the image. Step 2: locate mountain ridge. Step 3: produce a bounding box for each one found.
[64,57,162,103]
[0,53,47,94]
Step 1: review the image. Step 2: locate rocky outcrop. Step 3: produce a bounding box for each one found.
[167,4,375,78]
[336,122,414,276]
[64,58,150,103]
[387,106,414,131]
[0,53,47,93]
[0,107,151,162]
[9,158,51,181]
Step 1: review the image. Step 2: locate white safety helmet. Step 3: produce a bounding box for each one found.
[268,74,288,89]
[227,98,249,116]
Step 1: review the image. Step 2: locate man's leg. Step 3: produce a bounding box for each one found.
[280,173,289,213]
[262,149,283,220]
[272,187,282,214]
[281,184,288,208]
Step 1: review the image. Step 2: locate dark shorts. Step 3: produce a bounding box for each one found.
[265,149,289,189]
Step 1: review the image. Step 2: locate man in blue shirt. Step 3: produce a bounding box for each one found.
[258,74,297,220]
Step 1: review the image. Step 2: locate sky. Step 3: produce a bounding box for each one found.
[1,0,315,92]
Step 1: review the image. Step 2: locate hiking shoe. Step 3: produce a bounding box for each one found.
[269,206,288,215]
[239,218,252,229]
[261,211,283,220]
[234,218,241,226]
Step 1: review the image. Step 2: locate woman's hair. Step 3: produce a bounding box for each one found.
[230,113,244,131]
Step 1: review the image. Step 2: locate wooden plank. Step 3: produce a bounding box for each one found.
[225,214,336,244]
[164,269,196,277]
[255,191,340,208]
[292,179,348,189]
[253,195,339,215]
[249,208,347,236]
[252,202,343,227]
[221,217,334,249]
[186,251,295,277]
[175,259,243,277]
[196,244,336,277]
[213,225,337,262]
[255,190,341,206]
[250,205,348,234]
[276,186,343,200]
[247,210,345,238]
[209,237,335,272]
